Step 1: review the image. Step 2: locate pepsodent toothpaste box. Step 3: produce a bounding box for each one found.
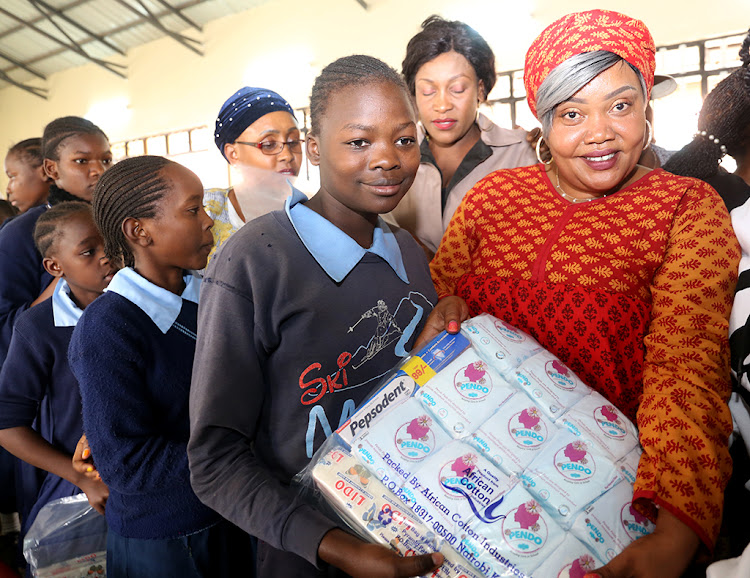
[337,331,471,446]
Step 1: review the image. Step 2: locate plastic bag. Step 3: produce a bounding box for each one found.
[23,493,107,578]
[296,314,652,578]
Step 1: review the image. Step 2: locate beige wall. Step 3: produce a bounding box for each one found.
[1,0,749,192]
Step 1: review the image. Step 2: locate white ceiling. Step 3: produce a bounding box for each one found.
[0,0,272,97]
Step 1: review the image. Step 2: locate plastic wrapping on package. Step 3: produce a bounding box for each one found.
[296,314,652,577]
[417,349,515,439]
[531,534,600,577]
[353,397,453,485]
[23,493,107,578]
[569,475,654,564]
[558,392,639,462]
[401,441,515,527]
[461,315,543,378]
[469,392,558,476]
[514,351,590,422]
[520,429,621,529]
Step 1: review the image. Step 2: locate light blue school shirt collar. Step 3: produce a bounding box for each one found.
[52,279,84,327]
[105,267,201,334]
[285,187,409,284]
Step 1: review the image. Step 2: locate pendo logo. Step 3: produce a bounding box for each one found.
[620,502,654,541]
[394,415,436,461]
[556,554,597,578]
[508,406,548,448]
[454,360,493,401]
[502,500,548,554]
[554,441,596,481]
[594,405,628,439]
[494,320,524,343]
[544,360,577,391]
[438,453,477,500]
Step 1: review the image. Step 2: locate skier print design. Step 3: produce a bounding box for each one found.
[300,292,434,457]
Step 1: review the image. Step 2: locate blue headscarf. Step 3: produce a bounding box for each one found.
[214,87,296,161]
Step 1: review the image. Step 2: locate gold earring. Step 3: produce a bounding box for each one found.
[642,120,653,151]
[536,136,552,165]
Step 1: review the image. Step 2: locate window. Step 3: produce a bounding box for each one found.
[112,127,229,190]
[111,109,321,196]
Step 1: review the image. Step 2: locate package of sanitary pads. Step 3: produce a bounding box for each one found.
[531,534,600,577]
[469,392,558,476]
[418,348,515,438]
[520,429,621,529]
[514,351,590,422]
[462,314,543,378]
[353,397,453,487]
[569,477,654,565]
[559,392,639,462]
[455,484,566,577]
[297,314,652,577]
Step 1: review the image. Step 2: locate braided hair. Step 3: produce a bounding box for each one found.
[401,15,496,98]
[7,138,43,169]
[309,55,412,135]
[93,155,172,268]
[33,201,92,258]
[42,116,110,206]
[663,30,750,180]
[42,116,108,161]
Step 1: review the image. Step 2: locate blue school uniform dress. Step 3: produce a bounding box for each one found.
[68,268,250,577]
[0,281,82,536]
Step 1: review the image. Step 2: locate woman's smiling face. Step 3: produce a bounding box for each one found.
[547,61,648,198]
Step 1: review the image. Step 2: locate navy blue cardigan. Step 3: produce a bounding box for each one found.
[0,206,52,369]
[0,298,81,533]
[69,292,220,539]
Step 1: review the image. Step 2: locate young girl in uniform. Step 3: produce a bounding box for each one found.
[3,138,50,215]
[188,55,442,577]
[0,117,112,368]
[68,156,248,577]
[0,117,111,536]
[0,202,111,538]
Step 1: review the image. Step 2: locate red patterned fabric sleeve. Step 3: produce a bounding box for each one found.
[430,188,480,299]
[633,179,739,549]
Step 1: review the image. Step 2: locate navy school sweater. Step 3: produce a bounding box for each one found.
[0,205,52,369]
[188,209,437,571]
[69,292,220,539]
[0,298,80,533]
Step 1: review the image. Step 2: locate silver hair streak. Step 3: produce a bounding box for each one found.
[536,50,647,137]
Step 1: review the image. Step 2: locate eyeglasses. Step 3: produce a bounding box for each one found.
[233,139,303,155]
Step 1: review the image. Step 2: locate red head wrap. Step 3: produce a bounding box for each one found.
[524,10,656,118]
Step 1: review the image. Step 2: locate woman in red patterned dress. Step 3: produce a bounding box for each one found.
[418,10,740,578]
